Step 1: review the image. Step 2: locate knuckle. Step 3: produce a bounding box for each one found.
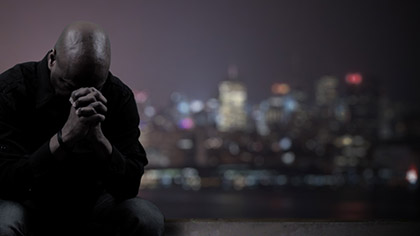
[91,101,101,107]
[88,93,98,101]
[93,91,101,99]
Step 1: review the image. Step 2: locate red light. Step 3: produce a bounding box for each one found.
[346,73,363,85]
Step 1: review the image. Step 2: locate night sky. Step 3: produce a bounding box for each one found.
[1,0,418,107]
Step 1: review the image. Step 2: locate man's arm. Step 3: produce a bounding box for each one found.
[0,96,54,200]
[0,65,60,200]
[0,98,104,200]
[68,87,146,200]
[92,91,146,200]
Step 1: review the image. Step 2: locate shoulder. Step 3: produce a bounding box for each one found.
[0,61,37,108]
[0,61,37,93]
[102,72,135,103]
[101,73,140,127]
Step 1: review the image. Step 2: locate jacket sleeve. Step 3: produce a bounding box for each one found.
[99,89,147,201]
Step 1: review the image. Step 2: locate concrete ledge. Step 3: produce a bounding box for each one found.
[164,219,420,236]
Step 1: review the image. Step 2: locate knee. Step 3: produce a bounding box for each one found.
[0,200,28,236]
[118,198,165,236]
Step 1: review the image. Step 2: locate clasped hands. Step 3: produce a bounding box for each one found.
[60,87,108,148]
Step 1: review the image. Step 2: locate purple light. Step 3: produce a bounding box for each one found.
[179,117,195,130]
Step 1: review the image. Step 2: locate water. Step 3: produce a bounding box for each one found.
[140,186,420,219]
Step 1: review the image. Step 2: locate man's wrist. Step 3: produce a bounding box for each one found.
[89,129,113,156]
[57,129,74,152]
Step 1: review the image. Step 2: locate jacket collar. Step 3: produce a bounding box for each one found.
[35,53,56,109]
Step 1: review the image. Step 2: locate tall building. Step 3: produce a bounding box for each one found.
[217,66,248,132]
[265,83,289,128]
[344,73,379,137]
[315,76,339,106]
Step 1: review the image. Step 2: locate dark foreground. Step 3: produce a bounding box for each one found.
[140,186,420,219]
[163,219,420,236]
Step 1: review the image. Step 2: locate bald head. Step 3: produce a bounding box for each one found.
[48,21,111,96]
[55,21,110,67]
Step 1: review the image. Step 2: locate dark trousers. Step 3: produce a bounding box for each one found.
[0,194,164,236]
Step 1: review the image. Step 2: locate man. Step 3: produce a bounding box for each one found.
[0,21,164,236]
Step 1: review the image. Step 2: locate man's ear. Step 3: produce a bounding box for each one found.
[48,49,56,70]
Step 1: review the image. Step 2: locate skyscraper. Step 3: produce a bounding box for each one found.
[217,66,248,132]
[316,76,339,106]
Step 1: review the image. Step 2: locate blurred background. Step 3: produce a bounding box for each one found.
[1,0,419,219]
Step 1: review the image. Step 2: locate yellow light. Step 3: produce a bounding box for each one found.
[342,136,353,146]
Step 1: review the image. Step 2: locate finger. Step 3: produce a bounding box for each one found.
[76,106,97,117]
[90,88,107,104]
[82,113,106,124]
[71,87,94,102]
[90,101,107,115]
[73,90,107,108]
[74,94,98,108]
[80,87,107,104]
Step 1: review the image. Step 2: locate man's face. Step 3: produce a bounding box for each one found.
[48,50,108,97]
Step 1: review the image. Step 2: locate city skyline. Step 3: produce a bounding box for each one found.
[138,70,414,164]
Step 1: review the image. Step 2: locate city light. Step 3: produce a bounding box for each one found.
[218,80,247,132]
[144,106,156,117]
[136,71,418,193]
[346,73,363,85]
[177,139,194,150]
[177,101,190,114]
[406,165,418,185]
[141,168,353,190]
[279,137,292,150]
[206,98,219,110]
[190,100,204,113]
[204,137,223,149]
[133,89,148,104]
[179,117,195,129]
[281,152,295,165]
[271,83,290,95]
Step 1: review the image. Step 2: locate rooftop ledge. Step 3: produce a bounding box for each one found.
[164,219,420,236]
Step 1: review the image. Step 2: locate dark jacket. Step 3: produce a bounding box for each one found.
[0,54,147,208]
